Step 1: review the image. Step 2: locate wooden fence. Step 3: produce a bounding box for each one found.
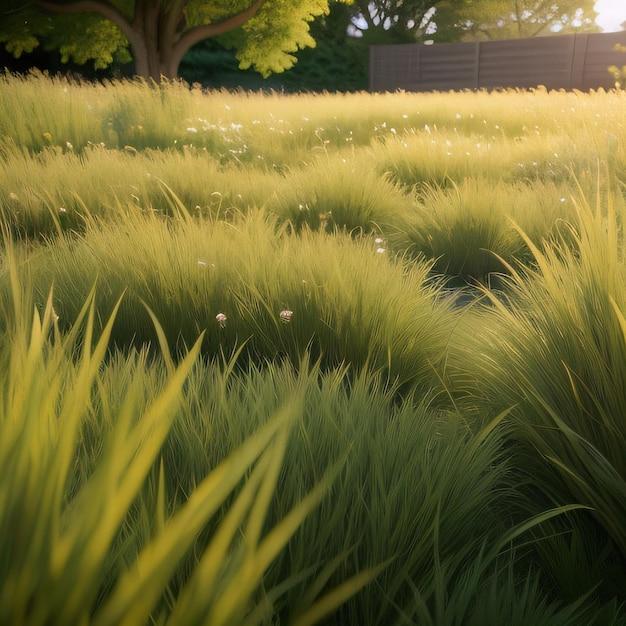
[369,31,626,92]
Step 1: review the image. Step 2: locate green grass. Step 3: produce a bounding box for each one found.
[1,73,625,624]
[0,142,415,239]
[0,260,602,625]
[1,208,457,399]
[447,179,626,611]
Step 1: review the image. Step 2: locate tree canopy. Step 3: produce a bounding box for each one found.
[0,0,352,80]
[433,0,600,40]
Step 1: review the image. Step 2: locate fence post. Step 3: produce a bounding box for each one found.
[474,40,481,89]
[569,34,589,90]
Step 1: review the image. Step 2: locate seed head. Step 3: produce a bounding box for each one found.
[215,312,227,328]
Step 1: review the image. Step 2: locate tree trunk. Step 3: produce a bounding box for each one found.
[129,0,159,80]
[130,0,266,79]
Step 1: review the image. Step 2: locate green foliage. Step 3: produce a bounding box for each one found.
[0,3,131,67]
[0,5,47,58]
[234,0,333,76]
[54,14,132,69]
[433,0,600,40]
[608,43,626,89]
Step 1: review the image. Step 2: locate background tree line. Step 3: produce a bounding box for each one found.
[0,0,600,91]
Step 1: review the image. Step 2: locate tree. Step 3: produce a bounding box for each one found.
[0,0,352,81]
[433,0,599,41]
[348,0,441,44]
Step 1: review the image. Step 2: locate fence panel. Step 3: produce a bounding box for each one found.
[369,32,626,92]
[478,37,572,89]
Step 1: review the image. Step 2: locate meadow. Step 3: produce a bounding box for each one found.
[0,70,625,625]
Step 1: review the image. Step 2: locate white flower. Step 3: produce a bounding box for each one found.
[376,247,386,254]
[215,312,227,328]
[279,310,293,324]
[374,237,384,244]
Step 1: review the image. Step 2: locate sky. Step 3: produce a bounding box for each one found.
[595,0,626,31]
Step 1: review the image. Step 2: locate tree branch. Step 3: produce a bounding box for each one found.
[35,0,137,44]
[173,0,264,54]
[167,0,264,75]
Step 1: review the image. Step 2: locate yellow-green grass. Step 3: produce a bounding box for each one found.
[389,177,583,283]
[0,143,413,239]
[0,265,373,625]
[1,72,625,169]
[0,208,457,399]
[0,255,603,625]
[448,180,626,596]
[1,73,626,624]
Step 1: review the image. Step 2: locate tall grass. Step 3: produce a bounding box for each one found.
[1,248,605,625]
[453,177,626,596]
[0,208,458,398]
[0,247,384,626]
[268,151,412,234]
[0,142,415,239]
[396,178,527,282]
[0,141,264,236]
[1,72,625,166]
[172,359,601,625]
[2,73,626,624]
[373,129,582,188]
[2,244,606,624]
[389,178,582,283]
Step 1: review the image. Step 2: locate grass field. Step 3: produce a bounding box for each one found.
[1,71,625,625]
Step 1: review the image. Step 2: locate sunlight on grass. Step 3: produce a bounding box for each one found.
[1,72,625,624]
